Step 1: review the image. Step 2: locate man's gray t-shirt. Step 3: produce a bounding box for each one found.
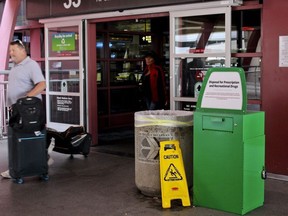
[7,57,45,106]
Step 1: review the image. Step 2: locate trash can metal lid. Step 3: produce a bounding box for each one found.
[134,110,193,127]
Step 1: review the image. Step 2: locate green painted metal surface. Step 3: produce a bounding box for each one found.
[193,68,265,215]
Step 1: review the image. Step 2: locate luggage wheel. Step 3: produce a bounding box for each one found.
[40,174,49,181]
[14,178,24,184]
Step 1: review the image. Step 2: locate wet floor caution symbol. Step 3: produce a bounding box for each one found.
[160,140,191,208]
[164,163,183,181]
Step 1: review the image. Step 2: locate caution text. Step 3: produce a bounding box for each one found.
[164,155,179,159]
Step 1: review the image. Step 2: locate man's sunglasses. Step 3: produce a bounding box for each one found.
[12,39,25,48]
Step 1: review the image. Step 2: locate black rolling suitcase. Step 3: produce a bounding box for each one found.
[8,97,48,184]
[47,126,91,158]
[8,127,49,184]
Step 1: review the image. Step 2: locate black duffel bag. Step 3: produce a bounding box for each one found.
[9,97,45,133]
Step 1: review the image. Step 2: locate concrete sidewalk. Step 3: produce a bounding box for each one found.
[0,138,288,216]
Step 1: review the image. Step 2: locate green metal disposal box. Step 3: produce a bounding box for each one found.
[193,67,265,215]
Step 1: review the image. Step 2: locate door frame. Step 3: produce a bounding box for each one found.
[44,20,85,131]
[169,6,232,110]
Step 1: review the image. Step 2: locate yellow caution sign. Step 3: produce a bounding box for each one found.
[159,140,191,208]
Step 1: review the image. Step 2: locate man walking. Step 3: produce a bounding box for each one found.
[1,39,46,178]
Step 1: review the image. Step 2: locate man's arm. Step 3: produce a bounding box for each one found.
[26,81,46,97]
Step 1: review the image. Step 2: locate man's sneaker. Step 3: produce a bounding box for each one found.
[1,170,11,179]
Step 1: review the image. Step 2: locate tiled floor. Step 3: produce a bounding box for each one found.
[1,137,288,216]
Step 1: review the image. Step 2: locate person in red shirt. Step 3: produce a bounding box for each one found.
[141,51,167,110]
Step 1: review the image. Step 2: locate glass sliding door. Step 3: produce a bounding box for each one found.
[45,21,85,131]
[170,7,232,111]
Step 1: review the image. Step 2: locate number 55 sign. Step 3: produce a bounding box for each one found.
[63,0,81,9]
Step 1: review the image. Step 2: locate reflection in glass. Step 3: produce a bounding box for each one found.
[175,14,225,54]
[232,57,261,100]
[97,61,105,86]
[49,60,80,92]
[96,34,105,59]
[181,101,197,112]
[107,19,151,32]
[232,9,261,53]
[110,61,141,85]
[109,34,133,59]
[175,101,198,111]
[174,57,225,98]
[109,34,151,59]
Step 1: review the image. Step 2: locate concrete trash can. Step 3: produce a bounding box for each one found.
[134,110,193,197]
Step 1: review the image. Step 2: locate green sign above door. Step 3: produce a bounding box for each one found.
[52,32,76,52]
